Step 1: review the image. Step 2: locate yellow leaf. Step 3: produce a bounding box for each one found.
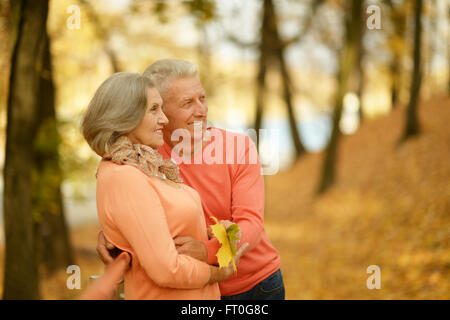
[210,217,236,272]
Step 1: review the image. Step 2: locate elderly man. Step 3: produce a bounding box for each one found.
[97,59,284,300]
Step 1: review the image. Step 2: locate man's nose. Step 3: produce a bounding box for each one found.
[193,100,207,117]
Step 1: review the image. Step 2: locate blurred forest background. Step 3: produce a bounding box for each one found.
[0,0,449,299]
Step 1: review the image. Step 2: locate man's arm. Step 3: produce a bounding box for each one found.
[228,135,265,252]
[174,236,208,262]
[201,135,265,266]
[98,230,210,264]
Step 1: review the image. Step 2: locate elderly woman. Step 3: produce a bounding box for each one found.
[81,72,245,300]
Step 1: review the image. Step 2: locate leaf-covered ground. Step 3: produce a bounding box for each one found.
[0,97,449,299]
[264,96,450,299]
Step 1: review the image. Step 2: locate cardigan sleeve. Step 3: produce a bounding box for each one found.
[98,165,211,289]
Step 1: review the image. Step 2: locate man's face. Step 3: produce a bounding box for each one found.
[161,76,208,147]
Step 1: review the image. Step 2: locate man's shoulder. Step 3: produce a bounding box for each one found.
[210,126,247,137]
[209,127,259,167]
[209,127,256,147]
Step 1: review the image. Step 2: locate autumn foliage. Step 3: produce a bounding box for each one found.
[264,97,450,299]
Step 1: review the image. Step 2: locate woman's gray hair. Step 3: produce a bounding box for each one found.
[142,59,198,98]
[81,72,155,157]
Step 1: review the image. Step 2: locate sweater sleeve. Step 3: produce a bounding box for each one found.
[202,135,265,265]
[98,166,210,289]
[229,136,265,253]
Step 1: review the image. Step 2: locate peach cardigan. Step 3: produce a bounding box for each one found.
[95,160,220,300]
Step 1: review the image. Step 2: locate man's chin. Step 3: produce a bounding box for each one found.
[165,126,206,145]
[186,127,206,137]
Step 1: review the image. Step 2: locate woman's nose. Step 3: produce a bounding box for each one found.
[159,111,169,124]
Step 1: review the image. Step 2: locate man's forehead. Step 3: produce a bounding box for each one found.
[169,77,204,96]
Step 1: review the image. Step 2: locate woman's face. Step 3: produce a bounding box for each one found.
[127,87,168,148]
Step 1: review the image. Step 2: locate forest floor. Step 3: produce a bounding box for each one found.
[264,96,450,299]
[0,96,449,299]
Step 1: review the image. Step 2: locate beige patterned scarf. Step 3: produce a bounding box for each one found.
[103,135,183,183]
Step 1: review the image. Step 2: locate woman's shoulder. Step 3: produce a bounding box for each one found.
[180,183,202,202]
[97,160,148,184]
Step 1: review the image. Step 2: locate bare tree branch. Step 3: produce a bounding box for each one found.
[78,0,122,72]
[281,0,324,48]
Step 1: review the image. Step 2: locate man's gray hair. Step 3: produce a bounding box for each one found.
[142,59,198,97]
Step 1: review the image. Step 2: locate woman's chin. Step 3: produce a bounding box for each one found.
[151,138,165,149]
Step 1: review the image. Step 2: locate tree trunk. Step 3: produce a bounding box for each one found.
[254,49,268,149]
[356,60,365,120]
[390,54,400,108]
[79,0,121,72]
[448,6,450,96]
[317,88,345,193]
[401,0,422,141]
[316,57,350,194]
[254,0,272,150]
[32,31,74,277]
[355,5,365,121]
[3,0,49,299]
[198,25,214,98]
[387,0,407,108]
[265,0,305,158]
[251,0,310,156]
[317,0,361,194]
[278,51,306,157]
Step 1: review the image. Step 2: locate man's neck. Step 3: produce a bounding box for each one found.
[164,131,211,158]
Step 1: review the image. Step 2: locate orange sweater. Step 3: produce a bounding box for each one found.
[158,127,281,296]
[96,160,220,300]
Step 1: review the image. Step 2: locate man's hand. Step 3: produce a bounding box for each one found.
[174,236,208,263]
[208,242,250,284]
[97,231,117,265]
[209,220,242,249]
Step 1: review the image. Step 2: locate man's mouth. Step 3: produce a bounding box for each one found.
[187,121,205,126]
